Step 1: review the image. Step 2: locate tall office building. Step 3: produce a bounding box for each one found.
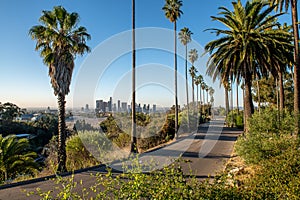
[153,104,156,113]
[117,100,120,112]
[121,102,127,112]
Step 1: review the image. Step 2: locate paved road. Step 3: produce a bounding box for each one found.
[0,116,242,199]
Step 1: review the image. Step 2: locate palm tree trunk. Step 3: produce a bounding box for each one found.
[131,0,138,153]
[185,44,190,131]
[244,66,254,131]
[174,21,179,138]
[196,85,199,125]
[257,79,261,114]
[236,82,239,113]
[192,74,195,106]
[291,0,300,135]
[199,85,202,117]
[57,93,67,173]
[225,87,229,115]
[279,71,285,111]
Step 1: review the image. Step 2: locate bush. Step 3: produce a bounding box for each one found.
[226,109,243,128]
[66,134,99,171]
[235,108,296,164]
[242,147,300,199]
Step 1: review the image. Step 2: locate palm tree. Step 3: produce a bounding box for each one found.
[194,75,201,121]
[209,87,215,104]
[29,6,91,172]
[131,0,138,153]
[189,49,199,104]
[224,81,230,116]
[209,86,215,117]
[179,27,192,131]
[205,85,209,105]
[0,135,39,182]
[201,82,207,106]
[189,65,198,108]
[205,0,291,128]
[268,0,300,125]
[196,75,204,117]
[162,0,183,138]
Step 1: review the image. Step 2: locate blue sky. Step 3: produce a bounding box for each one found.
[0,0,293,109]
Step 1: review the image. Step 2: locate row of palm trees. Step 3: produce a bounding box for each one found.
[30,0,298,172]
[29,1,216,172]
[204,0,298,132]
[163,0,215,134]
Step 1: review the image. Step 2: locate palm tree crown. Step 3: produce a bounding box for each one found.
[204,0,292,123]
[162,0,183,23]
[29,6,91,96]
[178,27,192,45]
[189,49,198,65]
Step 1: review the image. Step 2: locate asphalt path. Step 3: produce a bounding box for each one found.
[0,116,242,199]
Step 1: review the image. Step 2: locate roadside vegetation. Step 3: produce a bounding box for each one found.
[26,108,300,199]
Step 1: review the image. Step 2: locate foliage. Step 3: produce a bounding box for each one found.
[205,0,293,122]
[242,147,300,199]
[236,108,296,164]
[66,134,99,171]
[74,119,97,132]
[226,109,244,129]
[0,135,39,183]
[0,102,23,124]
[100,116,124,139]
[252,73,294,110]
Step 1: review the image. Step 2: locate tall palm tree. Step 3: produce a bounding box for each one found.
[196,75,204,116]
[189,49,199,105]
[0,135,38,182]
[209,86,215,117]
[131,0,138,153]
[268,0,300,126]
[29,6,91,172]
[224,81,230,116]
[189,65,198,108]
[163,0,183,138]
[209,87,215,104]
[201,82,207,105]
[179,27,192,131]
[205,0,291,128]
[236,82,239,113]
[194,75,201,120]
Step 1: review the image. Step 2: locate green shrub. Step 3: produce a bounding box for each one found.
[66,134,99,171]
[226,109,243,128]
[236,108,296,164]
[243,147,300,199]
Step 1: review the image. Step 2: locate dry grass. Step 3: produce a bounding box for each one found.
[224,150,259,187]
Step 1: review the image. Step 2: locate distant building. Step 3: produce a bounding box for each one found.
[45,107,58,115]
[153,104,156,113]
[117,100,120,112]
[85,104,89,112]
[113,103,117,112]
[121,102,127,112]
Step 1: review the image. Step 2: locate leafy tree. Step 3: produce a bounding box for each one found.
[205,0,292,129]
[179,27,192,131]
[29,6,91,172]
[0,135,39,182]
[0,102,23,124]
[162,0,183,138]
